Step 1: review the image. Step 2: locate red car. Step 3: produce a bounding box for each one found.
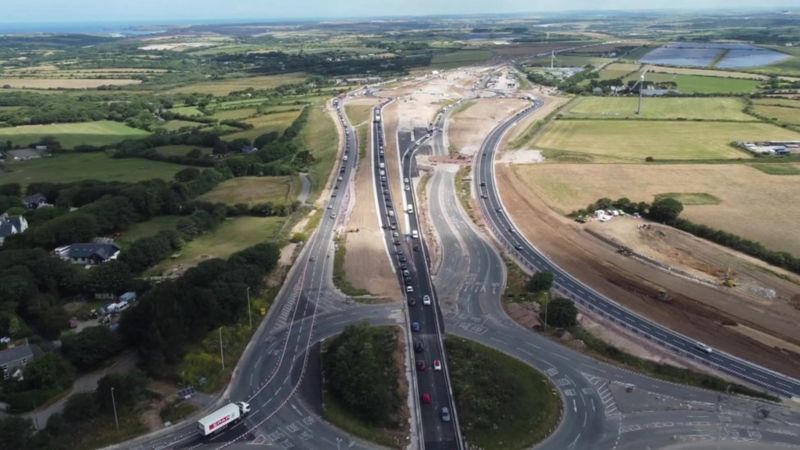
[421,393,432,404]
[433,359,442,371]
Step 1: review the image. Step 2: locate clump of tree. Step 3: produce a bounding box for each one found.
[120,242,281,374]
[0,353,75,412]
[323,324,401,427]
[526,271,554,294]
[569,197,649,219]
[61,326,126,372]
[541,297,578,329]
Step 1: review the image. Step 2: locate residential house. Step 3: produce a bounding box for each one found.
[0,214,28,245]
[54,242,121,265]
[23,193,48,209]
[0,344,39,380]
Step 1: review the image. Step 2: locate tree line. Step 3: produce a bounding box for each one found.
[120,242,280,374]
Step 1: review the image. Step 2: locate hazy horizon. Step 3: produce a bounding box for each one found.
[0,0,797,25]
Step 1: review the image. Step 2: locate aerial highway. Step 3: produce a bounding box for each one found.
[113,98,400,450]
[371,103,463,450]
[473,100,800,400]
[423,95,800,449]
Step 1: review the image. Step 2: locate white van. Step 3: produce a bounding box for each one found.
[407,205,414,214]
[411,230,419,239]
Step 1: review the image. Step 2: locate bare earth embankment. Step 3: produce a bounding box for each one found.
[495,163,800,377]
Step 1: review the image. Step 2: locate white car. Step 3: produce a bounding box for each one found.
[423,295,431,305]
[406,285,414,293]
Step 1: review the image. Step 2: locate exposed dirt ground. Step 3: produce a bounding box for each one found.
[448,98,529,156]
[342,97,400,299]
[495,163,800,377]
[585,218,800,350]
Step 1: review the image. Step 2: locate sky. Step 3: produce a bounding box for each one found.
[0,0,796,23]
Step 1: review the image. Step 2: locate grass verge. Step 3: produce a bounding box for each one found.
[570,327,778,402]
[332,235,372,297]
[749,163,800,175]
[447,336,561,450]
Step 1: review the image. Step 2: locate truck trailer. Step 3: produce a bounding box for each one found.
[197,401,250,437]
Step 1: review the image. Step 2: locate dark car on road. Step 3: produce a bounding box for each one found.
[416,360,426,371]
[411,322,420,332]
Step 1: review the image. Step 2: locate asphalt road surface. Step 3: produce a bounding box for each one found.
[473,100,800,400]
[423,98,800,450]
[371,104,463,450]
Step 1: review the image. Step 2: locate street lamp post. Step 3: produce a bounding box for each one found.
[111,386,119,431]
[247,286,252,330]
[219,327,225,370]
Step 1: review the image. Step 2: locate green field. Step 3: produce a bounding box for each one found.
[117,216,181,247]
[198,176,298,206]
[563,97,752,121]
[535,120,800,162]
[160,120,204,132]
[166,73,307,96]
[0,152,187,186]
[447,337,560,450]
[0,120,149,148]
[654,192,722,205]
[430,50,493,69]
[222,110,301,142]
[596,62,640,80]
[752,98,800,109]
[169,106,204,116]
[210,108,257,120]
[148,216,286,276]
[298,103,338,198]
[749,163,800,175]
[623,72,761,94]
[752,104,800,125]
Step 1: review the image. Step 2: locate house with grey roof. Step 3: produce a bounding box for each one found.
[0,214,28,246]
[0,344,39,380]
[54,242,121,265]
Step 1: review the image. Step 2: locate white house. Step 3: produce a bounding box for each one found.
[0,214,28,246]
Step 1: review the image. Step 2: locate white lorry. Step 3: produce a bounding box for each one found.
[197,402,251,437]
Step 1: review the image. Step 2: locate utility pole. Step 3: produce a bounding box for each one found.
[219,327,225,371]
[636,72,645,115]
[111,386,119,431]
[246,286,252,330]
[550,51,555,69]
[543,294,549,332]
